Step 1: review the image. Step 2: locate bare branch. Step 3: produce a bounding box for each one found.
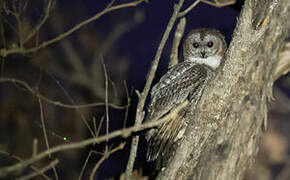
[100,14,144,54]
[201,0,236,7]
[169,18,186,68]
[0,0,146,57]
[106,0,117,9]
[50,14,142,103]
[0,113,172,178]
[38,97,59,180]
[32,139,38,157]
[96,116,105,137]
[89,143,125,180]
[79,150,98,180]
[16,159,59,180]
[38,98,50,155]
[12,4,23,48]
[125,0,186,179]
[23,0,52,43]
[178,0,201,17]
[0,78,126,109]
[100,56,110,150]
[0,150,52,180]
[177,0,235,18]
[157,0,290,179]
[123,81,131,128]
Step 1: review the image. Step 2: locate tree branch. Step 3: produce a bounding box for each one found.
[0,149,52,180]
[23,0,52,43]
[0,78,126,109]
[0,112,172,178]
[201,0,236,7]
[16,159,59,180]
[157,0,290,179]
[169,18,186,68]
[125,0,185,179]
[89,143,125,180]
[0,0,146,57]
[178,0,201,17]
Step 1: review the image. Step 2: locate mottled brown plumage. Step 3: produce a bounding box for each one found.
[145,28,227,161]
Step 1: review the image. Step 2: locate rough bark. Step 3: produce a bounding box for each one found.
[157,0,290,179]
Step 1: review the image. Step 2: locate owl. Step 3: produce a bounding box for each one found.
[146,28,227,161]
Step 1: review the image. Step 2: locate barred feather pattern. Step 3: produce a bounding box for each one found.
[145,62,214,161]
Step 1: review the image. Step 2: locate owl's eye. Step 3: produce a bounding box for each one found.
[207,41,213,48]
[193,42,199,48]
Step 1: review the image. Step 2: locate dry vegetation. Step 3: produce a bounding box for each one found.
[0,0,289,180]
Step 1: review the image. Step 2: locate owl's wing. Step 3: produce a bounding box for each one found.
[150,61,193,96]
[146,63,212,161]
[146,62,209,122]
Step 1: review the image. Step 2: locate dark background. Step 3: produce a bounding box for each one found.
[0,0,289,179]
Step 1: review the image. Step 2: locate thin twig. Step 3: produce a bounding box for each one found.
[0,78,126,109]
[0,150,52,180]
[23,0,52,43]
[15,159,59,180]
[100,56,110,151]
[125,0,185,179]
[47,72,96,138]
[106,0,117,9]
[15,13,23,48]
[38,97,59,180]
[12,1,24,49]
[78,150,98,180]
[97,116,105,137]
[0,112,172,178]
[93,117,97,136]
[169,18,186,68]
[39,98,50,156]
[123,81,131,128]
[89,143,125,180]
[32,139,38,157]
[0,0,146,57]
[100,22,139,55]
[201,0,236,7]
[178,0,201,17]
[33,120,71,142]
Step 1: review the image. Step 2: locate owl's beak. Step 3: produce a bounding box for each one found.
[201,51,206,58]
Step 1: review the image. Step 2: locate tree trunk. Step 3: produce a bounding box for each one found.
[157,0,290,179]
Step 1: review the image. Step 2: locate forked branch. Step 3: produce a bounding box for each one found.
[0,0,146,57]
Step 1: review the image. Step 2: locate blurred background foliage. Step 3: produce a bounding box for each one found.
[0,0,289,179]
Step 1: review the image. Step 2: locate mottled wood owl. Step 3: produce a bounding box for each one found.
[146,28,227,161]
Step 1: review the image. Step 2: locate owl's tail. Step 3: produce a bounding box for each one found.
[146,100,189,161]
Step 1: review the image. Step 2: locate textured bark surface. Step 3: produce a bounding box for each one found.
[157,0,290,179]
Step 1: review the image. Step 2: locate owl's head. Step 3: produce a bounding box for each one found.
[183,28,227,69]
